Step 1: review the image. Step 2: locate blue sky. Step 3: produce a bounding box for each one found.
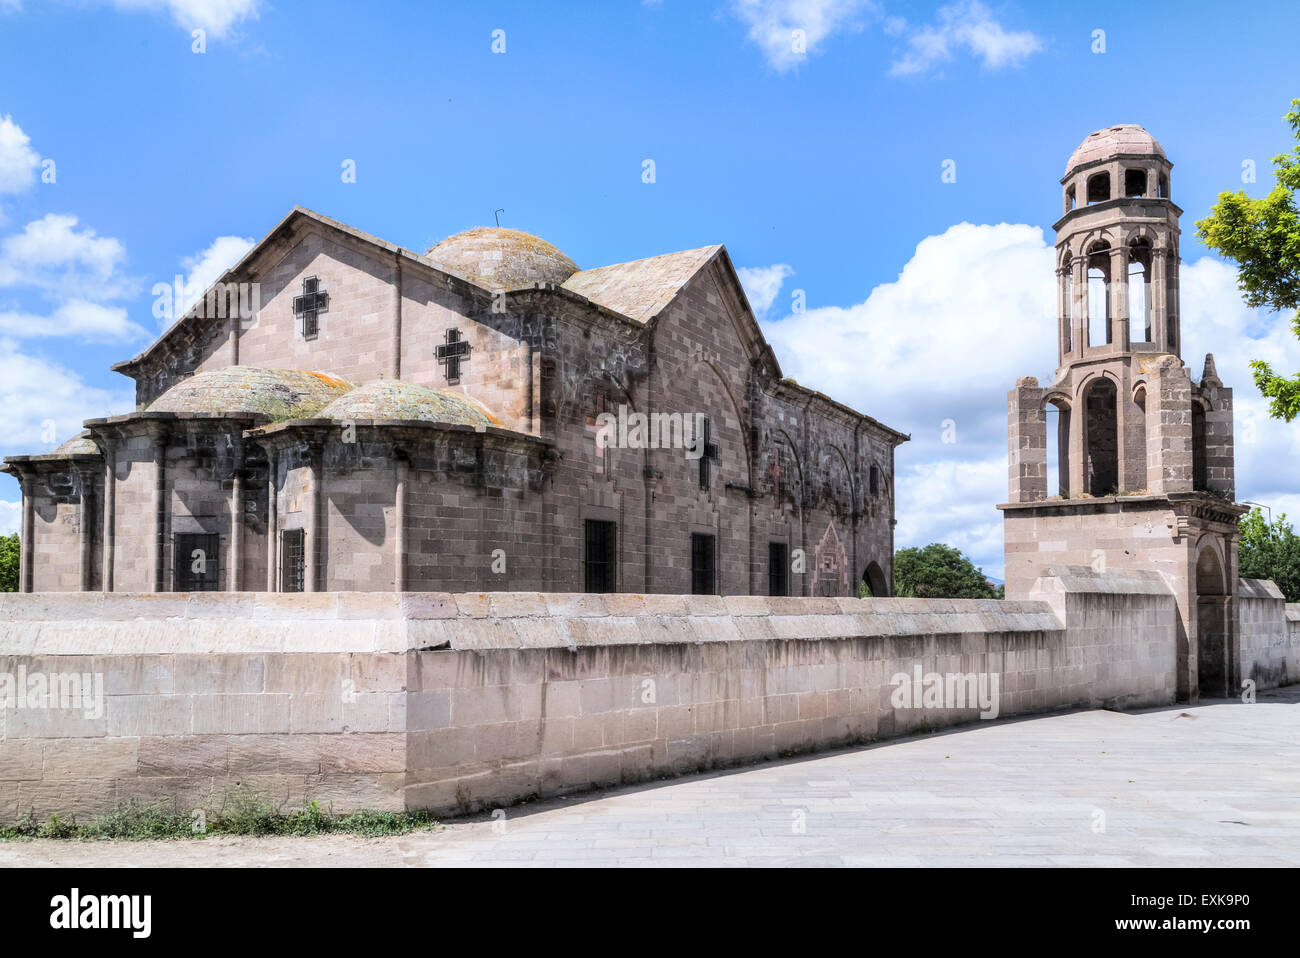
[1,0,1298,578]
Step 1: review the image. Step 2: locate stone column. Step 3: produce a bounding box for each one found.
[1152,247,1168,351]
[1069,385,1087,496]
[266,450,278,592]
[230,471,243,592]
[394,456,408,592]
[76,466,93,591]
[101,441,115,592]
[1071,256,1086,355]
[1007,378,1047,502]
[1112,245,1128,349]
[151,431,168,592]
[305,442,322,593]
[18,476,34,593]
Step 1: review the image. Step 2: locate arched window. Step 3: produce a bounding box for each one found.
[1087,172,1111,204]
[1158,174,1168,199]
[1084,378,1119,496]
[1192,403,1208,491]
[1132,385,1147,490]
[1087,243,1111,346]
[1124,169,1146,197]
[1128,239,1152,342]
[1065,185,1077,212]
[1046,397,1070,498]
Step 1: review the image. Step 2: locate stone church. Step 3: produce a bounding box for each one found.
[1001,125,1248,700]
[4,208,907,597]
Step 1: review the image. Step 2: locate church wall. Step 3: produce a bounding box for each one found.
[0,571,1181,819]
[28,472,97,593]
[1238,578,1298,691]
[399,276,536,434]
[109,437,162,592]
[212,228,399,387]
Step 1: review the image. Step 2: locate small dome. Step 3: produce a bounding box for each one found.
[148,367,353,420]
[426,227,579,289]
[317,379,500,427]
[1066,124,1165,175]
[51,431,99,456]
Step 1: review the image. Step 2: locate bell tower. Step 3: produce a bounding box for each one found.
[1000,125,1247,703]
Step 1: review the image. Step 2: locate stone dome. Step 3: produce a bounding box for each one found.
[1066,124,1165,175]
[317,379,500,427]
[51,431,99,456]
[425,227,579,289]
[148,367,353,421]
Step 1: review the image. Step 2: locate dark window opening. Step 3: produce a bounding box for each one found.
[584,519,617,593]
[691,533,717,595]
[869,464,880,497]
[1192,405,1208,491]
[1065,185,1076,212]
[1085,379,1119,496]
[1158,174,1168,199]
[1086,172,1111,204]
[768,542,789,597]
[282,529,305,593]
[174,533,220,592]
[1124,169,1146,197]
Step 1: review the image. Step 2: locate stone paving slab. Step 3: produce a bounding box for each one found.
[2,687,1297,867]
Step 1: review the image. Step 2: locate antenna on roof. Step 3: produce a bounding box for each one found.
[494,209,504,227]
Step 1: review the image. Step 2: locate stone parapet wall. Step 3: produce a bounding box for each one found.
[1237,579,1299,691]
[0,574,1182,819]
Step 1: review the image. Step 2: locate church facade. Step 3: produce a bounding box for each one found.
[1000,125,1248,701]
[4,209,907,597]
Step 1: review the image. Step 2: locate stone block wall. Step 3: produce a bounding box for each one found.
[1238,578,1300,691]
[0,572,1190,820]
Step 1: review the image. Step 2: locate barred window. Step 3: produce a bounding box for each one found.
[282,529,306,593]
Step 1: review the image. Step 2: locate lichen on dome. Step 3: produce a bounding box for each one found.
[426,227,579,290]
[317,379,500,427]
[147,367,354,421]
[1066,124,1165,175]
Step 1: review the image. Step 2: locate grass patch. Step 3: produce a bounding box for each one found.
[0,794,439,842]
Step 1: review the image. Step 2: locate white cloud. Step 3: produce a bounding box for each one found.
[737,263,794,318]
[109,0,261,38]
[163,233,254,324]
[0,337,134,455]
[0,213,129,300]
[729,0,879,72]
[0,299,147,341]
[891,0,1042,77]
[760,222,1300,578]
[0,115,39,196]
[0,499,18,536]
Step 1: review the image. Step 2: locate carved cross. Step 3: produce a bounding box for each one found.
[437,327,472,383]
[292,276,329,337]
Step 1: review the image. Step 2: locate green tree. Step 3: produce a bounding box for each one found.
[894,543,1003,599]
[0,533,18,593]
[1238,507,1300,601]
[1195,98,1300,421]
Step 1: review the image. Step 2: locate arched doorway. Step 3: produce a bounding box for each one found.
[863,562,888,598]
[1195,544,1230,699]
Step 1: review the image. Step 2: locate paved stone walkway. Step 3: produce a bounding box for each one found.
[3,689,1298,867]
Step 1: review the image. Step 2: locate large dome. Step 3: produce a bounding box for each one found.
[425,227,579,289]
[148,367,353,420]
[1066,124,1165,175]
[317,379,499,427]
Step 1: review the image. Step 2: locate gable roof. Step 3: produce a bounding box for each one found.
[560,245,722,324]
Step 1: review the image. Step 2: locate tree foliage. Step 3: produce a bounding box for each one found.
[894,543,1003,599]
[0,534,18,593]
[1238,507,1300,602]
[1195,98,1300,421]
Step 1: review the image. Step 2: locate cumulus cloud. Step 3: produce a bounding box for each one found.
[108,0,261,38]
[0,299,147,341]
[157,233,255,324]
[760,222,1300,578]
[0,498,18,537]
[729,0,879,72]
[0,115,40,196]
[890,0,1042,77]
[737,263,794,318]
[0,213,129,300]
[0,337,134,455]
